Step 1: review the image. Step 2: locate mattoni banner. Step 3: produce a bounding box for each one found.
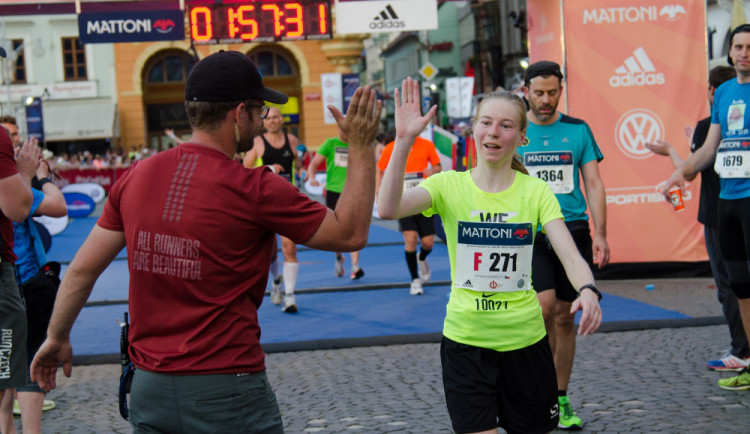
[565,0,708,263]
[78,10,184,44]
[529,0,709,263]
[335,0,437,35]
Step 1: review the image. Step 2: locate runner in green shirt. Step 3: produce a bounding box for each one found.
[306,128,365,280]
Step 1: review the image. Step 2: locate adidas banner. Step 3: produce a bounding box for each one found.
[527,0,708,265]
[335,0,438,35]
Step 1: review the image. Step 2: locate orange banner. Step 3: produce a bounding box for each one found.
[527,0,566,111]
[529,0,708,263]
[527,0,564,68]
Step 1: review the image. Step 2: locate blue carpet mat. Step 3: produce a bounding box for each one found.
[47,217,690,357]
[46,217,127,263]
[69,286,688,356]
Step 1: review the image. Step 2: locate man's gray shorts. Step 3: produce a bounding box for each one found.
[0,262,28,390]
[130,368,283,433]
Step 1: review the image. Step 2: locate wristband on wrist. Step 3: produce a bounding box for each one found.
[578,283,602,301]
[37,177,53,188]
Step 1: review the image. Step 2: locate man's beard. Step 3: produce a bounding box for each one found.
[236,138,253,154]
[236,124,260,153]
[531,102,556,121]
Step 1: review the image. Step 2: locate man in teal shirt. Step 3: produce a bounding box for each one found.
[518,61,609,430]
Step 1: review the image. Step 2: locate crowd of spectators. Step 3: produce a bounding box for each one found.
[49,145,155,170]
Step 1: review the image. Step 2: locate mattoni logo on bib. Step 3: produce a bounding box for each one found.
[513,228,530,240]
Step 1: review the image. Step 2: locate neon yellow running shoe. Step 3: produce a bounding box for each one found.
[718,368,750,391]
[558,395,583,430]
[12,399,55,415]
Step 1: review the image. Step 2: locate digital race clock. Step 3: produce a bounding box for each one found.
[188,0,332,44]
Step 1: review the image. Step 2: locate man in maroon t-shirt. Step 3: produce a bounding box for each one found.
[0,122,41,405]
[30,51,382,432]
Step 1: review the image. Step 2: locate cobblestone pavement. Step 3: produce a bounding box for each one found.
[18,322,750,433]
[23,187,745,432]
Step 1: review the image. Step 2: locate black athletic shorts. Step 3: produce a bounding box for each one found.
[440,336,558,434]
[717,196,750,299]
[531,220,594,302]
[398,213,435,237]
[325,190,341,210]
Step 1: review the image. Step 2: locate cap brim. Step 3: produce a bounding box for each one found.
[259,87,288,105]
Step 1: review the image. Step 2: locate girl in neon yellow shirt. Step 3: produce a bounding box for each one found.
[378,77,602,434]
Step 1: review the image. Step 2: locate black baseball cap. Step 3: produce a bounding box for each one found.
[524,61,563,86]
[185,50,288,104]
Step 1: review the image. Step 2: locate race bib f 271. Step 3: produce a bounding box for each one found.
[455,221,533,292]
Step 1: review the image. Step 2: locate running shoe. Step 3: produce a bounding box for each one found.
[351,267,365,280]
[718,368,750,391]
[12,399,54,415]
[557,396,583,430]
[418,258,431,282]
[282,295,298,313]
[410,278,423,295]
[707,353,750,371]
[270,276,283,305]
[335,255,345,277]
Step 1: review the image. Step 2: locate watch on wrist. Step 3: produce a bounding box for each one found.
[578,283,602,301]
[37,177,53,188]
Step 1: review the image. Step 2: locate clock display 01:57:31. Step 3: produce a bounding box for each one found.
[188,0,331,43]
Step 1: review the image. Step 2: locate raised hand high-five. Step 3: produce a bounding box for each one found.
[327,85,383,151]
[395,77,437,142]
[377,78,437,221]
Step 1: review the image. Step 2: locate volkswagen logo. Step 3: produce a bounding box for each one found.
[615,108,664,159]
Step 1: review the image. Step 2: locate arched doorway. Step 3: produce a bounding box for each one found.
[247,47,303,141]
[142,50,196,152]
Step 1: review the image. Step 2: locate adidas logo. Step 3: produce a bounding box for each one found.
[609,47,665,88]
[462,279,473,288]
[370,4,405,29]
